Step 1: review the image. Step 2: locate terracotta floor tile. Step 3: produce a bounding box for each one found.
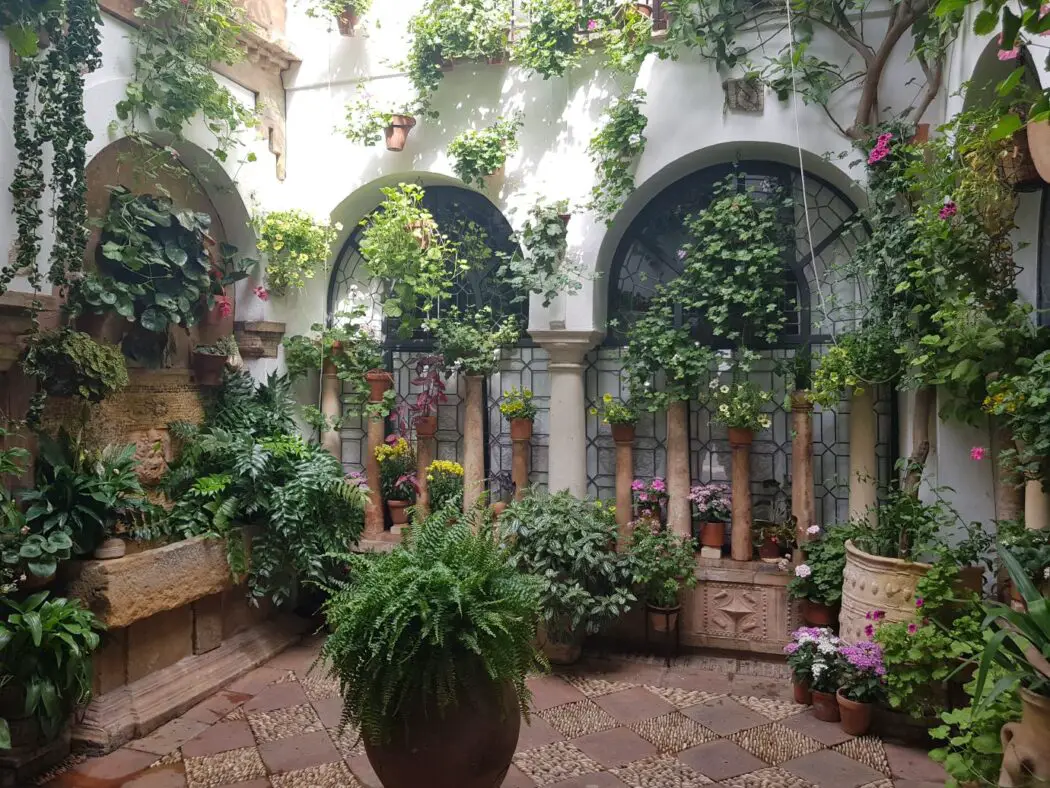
[225,666,288,695]
[257,730,342,774]
[593,687,675,724]
[346,753,383,788]
[264,637,323,673]
[780,749,885,788]
[527,675,587,711]
[882,741,949,781]
[182,720,256,759]
[126,717,212,756]
[517,712,566,751]
[729,674,795,703]
[781,709,855,746]
[502,763,537,787]
[681,697,770,735]
[121,763,189,787]
[181,691,253,724]
[572,726,658,768]
[311,695,344,728]
[241,680,309,713]
[66,747,157,780]
[677,739,768,781]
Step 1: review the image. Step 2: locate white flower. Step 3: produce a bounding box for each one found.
[811,662,826,679]
[719,405,729,415]
[806,525,821,535]
[794,564,812,578]
[628,133,642,146]
[817,641,837,655]
[758,416,771,429]
[719,385,730,394]
[709,379,720,390]
[1045,567,1049,580]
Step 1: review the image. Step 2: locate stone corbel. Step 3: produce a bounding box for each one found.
[233,320,286,359]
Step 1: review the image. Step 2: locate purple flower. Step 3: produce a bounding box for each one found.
[631,480,644,491]
[784,642,799,654]
[676,249,687,261]
[907,623,918,634]
[587,18,598,30]
[864,624,874,638]
[915,597,924,608]
[939,200,957,220]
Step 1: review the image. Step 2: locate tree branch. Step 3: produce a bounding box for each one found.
[912,52,944,124]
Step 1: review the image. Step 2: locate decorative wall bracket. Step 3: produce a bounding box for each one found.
[233,320,286,359]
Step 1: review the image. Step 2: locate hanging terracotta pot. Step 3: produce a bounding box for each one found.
[811,690,840,722]
[336,7,359,36]
[192,351,227,387]
[793,678,812,706]
[837,690,873,735]
[384,115,418,152]
[509,418,533,442]
[647,603,680,633]
[415,414,438,438]
[557,212,571,225]
[611,423,636,443]
[388,499,411,526]
[699,521,726,549]
[365,369,393,402]
[1000,125,1042,192]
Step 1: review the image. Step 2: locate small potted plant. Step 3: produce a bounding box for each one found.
[784,626,825,706]
[809,628,843,721]
[307,0,372,35]
[753,518,795,562]
[499,386,537,441]
[425,460,464,512]
[320,502,545,788]
[788,523,855,627]
[631,477,668,522]
[192,336,238,387]
[341,91,423,152]
[590,393,637,442]
[689,482,731,551]
[447,115,523,192]
[411,355,447,438]
[708,379,773,444]
[375,437,418,527]
[836,640,886,735]
[628,518,698,632]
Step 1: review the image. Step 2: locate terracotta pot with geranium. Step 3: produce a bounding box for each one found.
[836,640,885,735]
[785,627,843,720]
[631,478,668,523]
[753,518,795,563]
[788,523,857,628]
[627,518,698,634]
[688,482,731,551]
[375,437,418,527]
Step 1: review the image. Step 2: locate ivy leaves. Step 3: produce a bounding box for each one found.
[588,90,648,223]
[499,200,583,308]
[448,115,522,188]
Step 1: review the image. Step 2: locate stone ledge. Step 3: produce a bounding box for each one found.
[234,320,286,359]
[73,616,308,754]
[66,537,233,630]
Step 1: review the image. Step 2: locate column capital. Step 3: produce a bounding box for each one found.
[529,329,604,368]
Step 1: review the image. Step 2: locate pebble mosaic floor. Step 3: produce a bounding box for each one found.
[42,638,949,788]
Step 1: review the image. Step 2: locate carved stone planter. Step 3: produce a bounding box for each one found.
[840,540,931,643]
[234,321,285,359]
[1000,688,1050,786]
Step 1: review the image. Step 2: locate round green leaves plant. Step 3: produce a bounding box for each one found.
[448,115,522,188]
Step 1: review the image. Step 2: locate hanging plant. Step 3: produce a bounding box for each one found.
[358,184,456,337]
[498,199,584,307]
[20,328,129,403]
[425,306,520,377]
[599,1,657,73]
[254,209,340,297]
[341,91,426,150]
[115,0,256,162]
[302,0,372,32]
[512,0,582,79]
[587,89,648,223]
[447,115,522,188]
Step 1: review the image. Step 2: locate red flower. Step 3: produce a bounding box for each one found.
[216,295,232,319]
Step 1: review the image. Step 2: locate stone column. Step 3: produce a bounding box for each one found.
[791,393,815,547]
[530,330,603,499]
[463,375,485,512]
[364,414,385,539]
[995,424,1025,525]
[613,424,636,549]
[666,400,691,539]
[1025,480,1050,530]
[849,388,878,524]
[320,361,342,459]
[729,428,753,562]
[511,433,529,501]
[415,419,436,516]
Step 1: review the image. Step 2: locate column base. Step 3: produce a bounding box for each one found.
[699,546,722,560]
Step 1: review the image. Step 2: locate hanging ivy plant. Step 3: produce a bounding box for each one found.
[447,115,522,188]
[425,306,521,376]
[587,89,648,223]
[116,0,256,162]
[254,209,340,297]
[498,199,584,307]
[512,0,582,79]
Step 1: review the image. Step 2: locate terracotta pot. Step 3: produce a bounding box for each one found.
[20,570,55,590]
[758,536,782,562]
[538,619,583,665]
[647,603,680,633]
[509,418,533,442]
[635,2,653,17]
[365,368,393,402]
[793,678,812,706]
[415,414,438,438]
[1000,687,1050,787]
[388,499,411,526]
[1027,119,1050,185]
[836,690,872,735]
[811,690,840,722]
[192,351,227,387]
[491,501,507,518]
[557,212,571,225]
[93,537,126,559]
[384,115,418,152]
[728,427,753,446]
[610,423,636,443]
[202,300,226,326]
[699,521,726,549]
[801,599,838,628]
[1000,126,1042,192]
[481,165,505,194]
[336,7,359,36]
[0,686,42,751]
[909,123,930,144]
[364,679,521,788]
[840,540,931,643]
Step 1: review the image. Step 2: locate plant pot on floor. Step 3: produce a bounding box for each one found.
[509,418,533,441]
[646,603,680,633]
[538,619,583,665]
[811,690,840,722]
[336,7,359,35]
[0,686,43,751]
[192,351,227,386]
[384,115,418,152]
[364,680,521,788]
[836,690,872,735]
[366,368,393,402]
[93,537,126,559]
[388,499,411,526]
[1000,687,1050,787]
[801,599,838,628]
[840,539,931,643]
[793,678,812,706]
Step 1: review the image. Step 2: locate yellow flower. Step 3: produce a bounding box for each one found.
[603,393,613,403]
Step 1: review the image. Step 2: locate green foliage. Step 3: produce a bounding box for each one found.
[116,0,256,160]
[341,92,424,146]
[500,490,635,641]
[359,184,456,337]
[512,0,581,79]
[255,210,340,297]
[706,378,773,431]
[426,306,520,376]
[810,325,900,409]
[374,437,417,502]
[0,592,103,743]
[996,520,1050,586]
[499,200,583,308]
[448,115,522,188]
[425,460,464,511]
[590,393,637,425]
[499,386,537,421]
[319,501,546,744]
[20,329,128,403]
[787,523,859,606]
[587,90,648,222]
[852,485,975,562]
[985,349,1050,487]
[303,0,372,22]
[598,1,657,73]
[163,372,368,606]
[194,335,238,356]
[0,431,31,588]
[627,521,698,608]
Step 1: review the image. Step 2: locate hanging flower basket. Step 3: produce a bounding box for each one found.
[384,115,418,152]
[336,7,359,36]
[1000,125,1042,192]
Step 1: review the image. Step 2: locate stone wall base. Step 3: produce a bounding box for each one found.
[0,727,70,788]
[73,616,307,754]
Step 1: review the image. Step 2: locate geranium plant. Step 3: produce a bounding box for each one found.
[784,626,838,687]
[688,482,731,522]
[707,379,773,431]
[255,209,340,297]
[410,354,447,420]
[786,523,857,606]
[448,115,522,188]
[590,393,637,425]
[341,92,427,146]
[628,519,698,608]
[499,386,537,421]
[425,459,464,511]
[375,437,418,503]
[499,199,584,308]
[587,89,648,222]
[511,0,581,79]
[837,640,887,703]
[426,306,520,376]
[632,477,667,518]
[752,519,795,551]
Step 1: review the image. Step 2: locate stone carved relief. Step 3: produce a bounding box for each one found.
[128,428,173,486]
[703,584,766,640]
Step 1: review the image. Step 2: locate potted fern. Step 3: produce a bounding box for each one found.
[320,502,545,788]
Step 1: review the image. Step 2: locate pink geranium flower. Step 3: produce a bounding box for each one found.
[253,285,270,301]
[939,200,957,220]
[215,295,233,319]
[970,446,986,461]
